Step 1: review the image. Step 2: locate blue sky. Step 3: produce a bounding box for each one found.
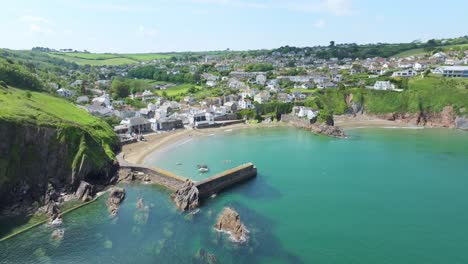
[1,0,467,53]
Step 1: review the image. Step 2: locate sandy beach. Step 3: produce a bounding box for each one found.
[121,122,288,165]
[121,117,416,165]
[334,115,419,129]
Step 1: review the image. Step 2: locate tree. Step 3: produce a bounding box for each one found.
[329,41,335,48]
[111,79,130,99]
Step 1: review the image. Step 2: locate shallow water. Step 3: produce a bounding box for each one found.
[1,127,468,263]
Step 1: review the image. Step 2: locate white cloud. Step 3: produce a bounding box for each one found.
[138,26,158,37]
[313,19,326,28]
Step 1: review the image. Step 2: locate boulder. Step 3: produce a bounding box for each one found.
[45,201,60,220]
[172,180,199,211]
[106,187,125,216]
[214,207,248,243]
[455,116,468,130]
[75,181,95,202]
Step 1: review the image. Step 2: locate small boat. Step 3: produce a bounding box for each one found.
[176,162,182,165]
[197,164,208,169]
[198,167,209,173]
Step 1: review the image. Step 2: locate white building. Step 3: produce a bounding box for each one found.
[254,92,271,104]
[372,81,395,91]
[193,112,215,127]
[57,88,74,98]
[238,99,253,109]
[434,66,468,78]
[392,69,417,77]
[256,74,267,85]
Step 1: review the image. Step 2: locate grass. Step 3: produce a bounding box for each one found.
[47,52,174,66]
[0,86,119,168]
[395,43,468,57]
[153,84,199,96]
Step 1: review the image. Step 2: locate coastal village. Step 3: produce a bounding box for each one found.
[47,45,468,142]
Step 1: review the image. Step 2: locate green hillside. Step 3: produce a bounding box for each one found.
[307,76,468,115]
[47,52,174,66]
[0,86,118,162]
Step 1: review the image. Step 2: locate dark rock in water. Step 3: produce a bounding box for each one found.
[214,207,248,243]
[75,181,95,202]
[106,187,125,216]
[172,180,199,211]
[45,201,60,219]
[310,124,346,138]
[192,248,219,264]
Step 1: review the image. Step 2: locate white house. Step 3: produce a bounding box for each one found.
[193,112,215,127]
[254,91,271,104]
[256,74,267,85]
[238,99,253,109]
[372,81,395,91]
[392,69,417,77]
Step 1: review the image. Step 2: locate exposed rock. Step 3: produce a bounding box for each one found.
[214,207,248,243]
[192,248,219,264]
[172,180,199,211]
[281,114,346,138]
[50,217,63,226]
[311,124,346,138]
[45,201,60,220]
[455,116,468,130]
[74,181,95,202]
[119,168,134,182]
[106,187,126,216]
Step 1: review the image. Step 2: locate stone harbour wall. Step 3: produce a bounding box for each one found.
[195,163,257,199]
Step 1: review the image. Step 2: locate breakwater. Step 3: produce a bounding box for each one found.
[195,163,257,198]
[118,154,257,198]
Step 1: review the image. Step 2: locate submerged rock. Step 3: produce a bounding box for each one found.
[136,197,144,209]
[51,229,64,240]
[214,207,248,243]
[75,181,95,202]
[106,187,125,216]
[192,248,219,264]
[172,180,199,211]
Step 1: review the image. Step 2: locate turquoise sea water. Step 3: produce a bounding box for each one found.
[1,127,468,263]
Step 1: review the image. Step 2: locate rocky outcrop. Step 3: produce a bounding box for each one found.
[377,105,458,128]
[172,180,199,211]
[192,248,219,264]
[106,187,126,216]
[214,207,248,243]
[74,181,95,202]
[0,121,120,214]
[281,114,346,138]
[455,116,468,130]
[311,124,346,138]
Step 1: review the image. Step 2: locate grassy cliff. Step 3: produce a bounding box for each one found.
[0,86,119,208]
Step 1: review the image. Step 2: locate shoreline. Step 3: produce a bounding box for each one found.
[121,117,429,166]
[122,122,287,165]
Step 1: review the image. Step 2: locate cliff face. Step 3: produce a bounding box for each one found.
[362,106,467,129]
[0,121,119,211]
